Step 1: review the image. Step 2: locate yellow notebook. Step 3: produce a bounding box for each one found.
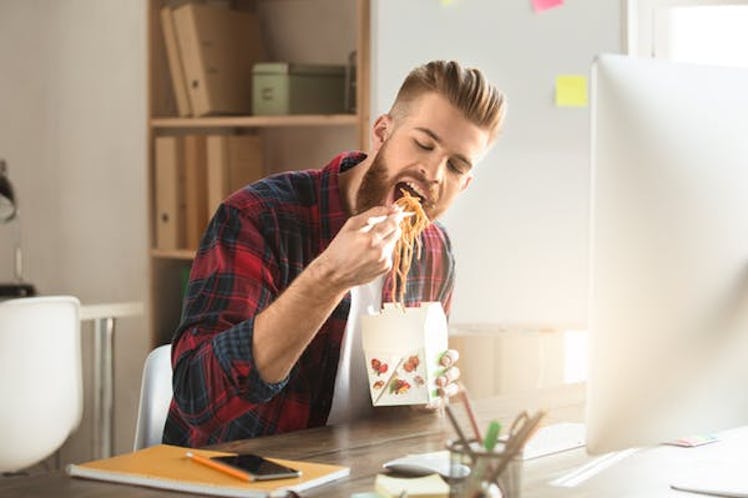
[66,444,350,497]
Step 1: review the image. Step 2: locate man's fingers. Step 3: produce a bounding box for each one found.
[361,214,387,232]
[439,349,460,367]
[363,216,397,238]
[435,366,461,387]
[435,350,461,398]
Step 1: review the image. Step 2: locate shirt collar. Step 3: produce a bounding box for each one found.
[321,151,367,239]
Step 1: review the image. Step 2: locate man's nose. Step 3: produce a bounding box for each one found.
[419,156,447,183]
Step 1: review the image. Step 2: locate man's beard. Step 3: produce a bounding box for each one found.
[354,140,440,219]
[354,142,391,214]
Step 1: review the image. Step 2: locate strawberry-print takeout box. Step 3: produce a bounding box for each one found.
[361,302,448,406]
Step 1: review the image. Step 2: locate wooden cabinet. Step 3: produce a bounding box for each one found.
[146,0,370,345]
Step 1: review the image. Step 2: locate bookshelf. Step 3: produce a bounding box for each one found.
[150,114,359,128]
[147,0,370,346]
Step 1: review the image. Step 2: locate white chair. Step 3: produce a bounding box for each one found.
[0,296,83,472]
[133,344,173,450]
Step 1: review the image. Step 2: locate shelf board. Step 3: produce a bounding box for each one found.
[150,113,359,129]
[150,249,196,260]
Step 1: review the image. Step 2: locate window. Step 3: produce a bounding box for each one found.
[628,0,748,67]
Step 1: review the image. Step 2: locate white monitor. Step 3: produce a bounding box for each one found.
[586,54,748,454]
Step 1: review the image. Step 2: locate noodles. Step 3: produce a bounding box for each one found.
[391,189,430,308]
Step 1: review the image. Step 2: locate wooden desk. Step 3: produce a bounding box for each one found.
[0,382,712,497]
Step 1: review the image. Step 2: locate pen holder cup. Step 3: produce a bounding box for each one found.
[447,439,522,498]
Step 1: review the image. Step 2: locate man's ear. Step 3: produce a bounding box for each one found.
[371,114,393,150]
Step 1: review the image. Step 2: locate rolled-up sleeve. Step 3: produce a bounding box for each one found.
[170,200,286,436]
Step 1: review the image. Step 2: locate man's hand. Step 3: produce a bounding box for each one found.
[419,349,462,411]
[436,349,461,396]
[312,205,409,290]
[255,204,408,384]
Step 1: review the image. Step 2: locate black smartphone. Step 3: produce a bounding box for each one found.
[209,454,301,481]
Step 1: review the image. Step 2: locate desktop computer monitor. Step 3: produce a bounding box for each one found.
[586,54,748,454]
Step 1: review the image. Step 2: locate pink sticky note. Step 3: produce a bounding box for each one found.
[531,0,564,13]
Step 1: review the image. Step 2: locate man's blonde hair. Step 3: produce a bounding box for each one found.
[390,60,506,141]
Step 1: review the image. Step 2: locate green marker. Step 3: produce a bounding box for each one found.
[483,420,502,451]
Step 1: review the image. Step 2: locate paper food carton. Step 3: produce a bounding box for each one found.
[361,302,448,406]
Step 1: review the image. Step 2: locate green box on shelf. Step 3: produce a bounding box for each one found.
[252,62,347,115]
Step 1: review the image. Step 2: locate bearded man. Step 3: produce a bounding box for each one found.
[164,60,506,447]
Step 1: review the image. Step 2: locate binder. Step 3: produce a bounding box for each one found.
[183,135,208,250]
[206,134,264,215]
[172,4,265,116]
[66,444,350,498]
[160,6,192,117]
[154,136,185,250]
[206,135,229,216]
[227,135,264,190]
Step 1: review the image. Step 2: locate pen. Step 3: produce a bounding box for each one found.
[185,452,252,482]
[444,404,475,458]
[457,383,482,442]
[487,410,546,483]
[483,420,502,452]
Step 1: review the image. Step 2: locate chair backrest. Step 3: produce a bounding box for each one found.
[133,344,173,451]
[0,296,82,472]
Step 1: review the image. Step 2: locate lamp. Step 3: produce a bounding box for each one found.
[0,159,36,297]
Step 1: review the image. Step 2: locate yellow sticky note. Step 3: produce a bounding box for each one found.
[555,75,588,107]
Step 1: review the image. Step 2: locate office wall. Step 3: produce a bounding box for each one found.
[0,0,149,464]
[373,0,623,328]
